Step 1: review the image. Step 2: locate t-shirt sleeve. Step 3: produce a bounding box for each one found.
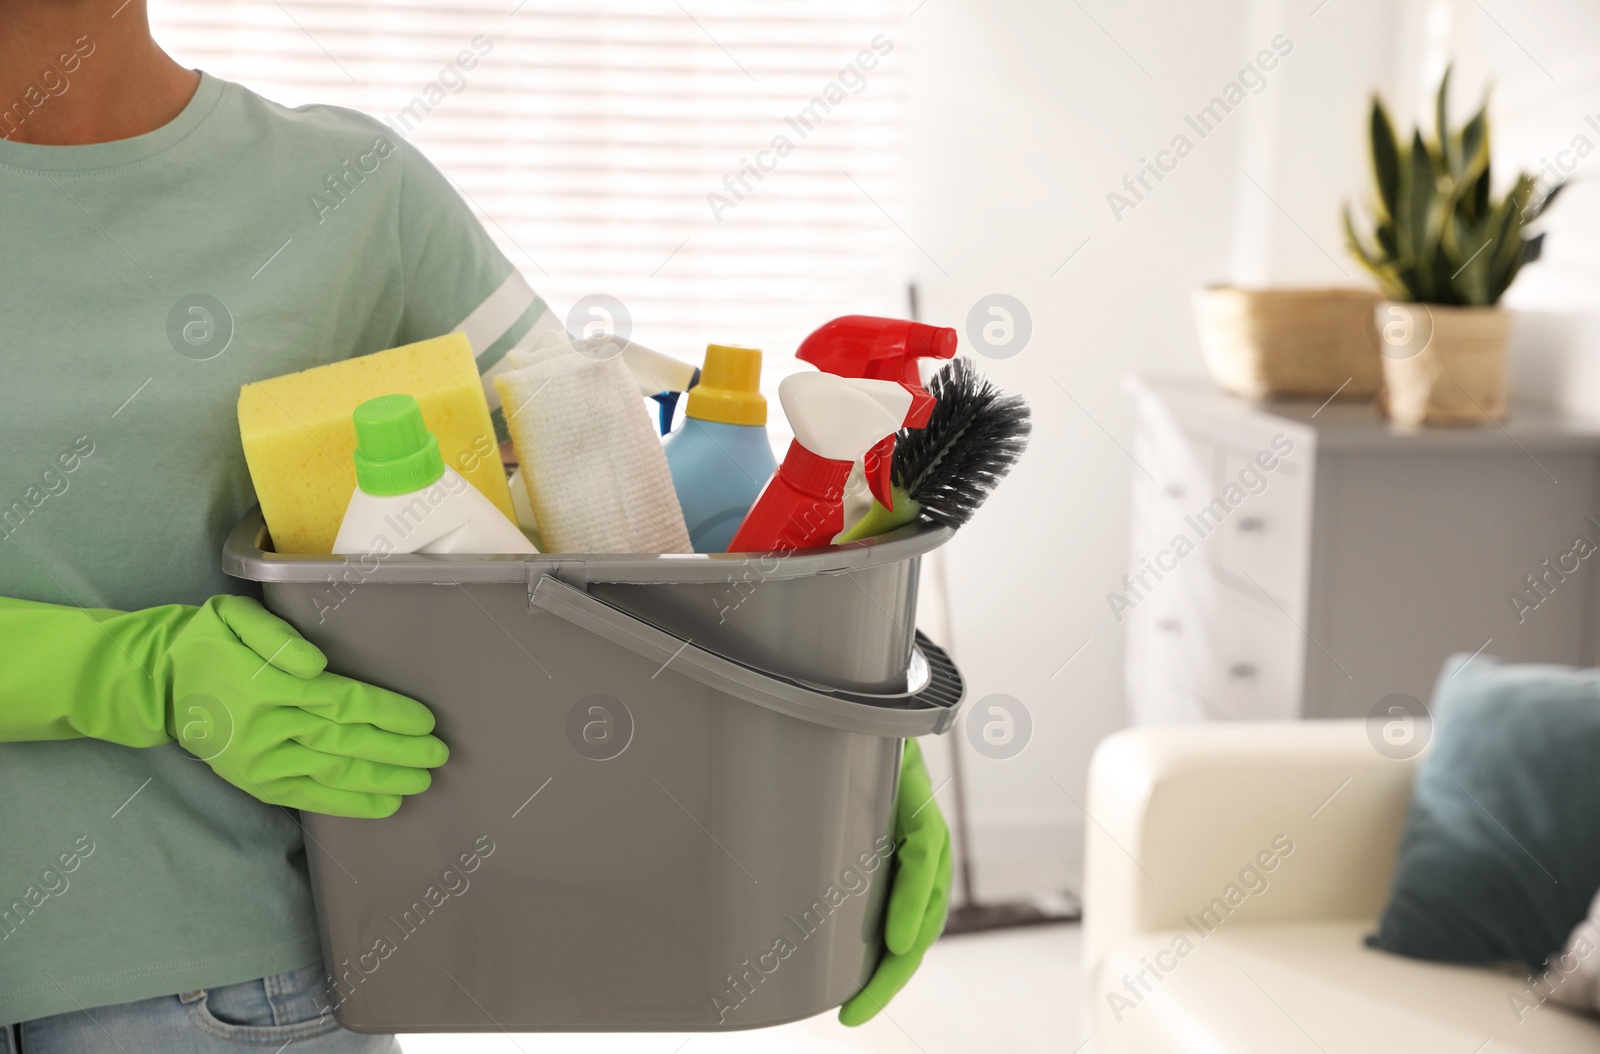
[393,137,565,413]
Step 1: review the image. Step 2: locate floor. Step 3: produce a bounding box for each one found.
[398,923,1082,1054]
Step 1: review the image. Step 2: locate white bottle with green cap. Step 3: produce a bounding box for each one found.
[332,393,537,555]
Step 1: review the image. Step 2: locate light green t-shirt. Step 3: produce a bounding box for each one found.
[0,72,555,1025]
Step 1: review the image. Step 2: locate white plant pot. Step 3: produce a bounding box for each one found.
[1375,301,1513,427]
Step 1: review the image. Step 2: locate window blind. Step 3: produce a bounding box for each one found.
[149,0,912,375]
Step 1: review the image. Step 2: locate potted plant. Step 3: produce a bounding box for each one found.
[1344,67,1560,426]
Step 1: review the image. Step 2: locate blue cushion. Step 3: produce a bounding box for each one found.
[1368,654,1600,969]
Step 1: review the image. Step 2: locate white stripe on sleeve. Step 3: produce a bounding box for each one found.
[455,270,537,358]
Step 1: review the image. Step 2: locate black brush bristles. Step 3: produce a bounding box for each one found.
[893,358,1032,529]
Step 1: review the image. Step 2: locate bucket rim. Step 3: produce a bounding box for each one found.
[222,507,953,586]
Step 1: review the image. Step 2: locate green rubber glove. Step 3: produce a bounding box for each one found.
[0,593,447,818]
[840,737,953,1026]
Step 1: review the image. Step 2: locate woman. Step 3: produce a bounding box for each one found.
[0,1,952,1050]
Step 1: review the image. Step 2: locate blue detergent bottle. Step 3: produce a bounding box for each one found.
[664,344,778,553]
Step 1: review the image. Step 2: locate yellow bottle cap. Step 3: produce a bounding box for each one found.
[686,344,767,426]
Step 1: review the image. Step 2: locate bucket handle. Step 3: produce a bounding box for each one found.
[528,574,965,738]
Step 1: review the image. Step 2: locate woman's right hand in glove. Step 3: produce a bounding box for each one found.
[1,592,447,818]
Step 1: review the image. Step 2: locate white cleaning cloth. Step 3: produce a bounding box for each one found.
[495,331,692,554]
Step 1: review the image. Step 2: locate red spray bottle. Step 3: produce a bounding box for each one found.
[726,316,957,553]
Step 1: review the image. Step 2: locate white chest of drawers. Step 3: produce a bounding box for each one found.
[1123,377,1600,723]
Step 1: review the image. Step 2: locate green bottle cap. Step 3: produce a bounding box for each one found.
[351,394,446,496]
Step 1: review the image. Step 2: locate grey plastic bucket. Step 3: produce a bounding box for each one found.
[221,509,965,1033]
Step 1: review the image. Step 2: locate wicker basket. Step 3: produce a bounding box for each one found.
[1192,286,1383,400]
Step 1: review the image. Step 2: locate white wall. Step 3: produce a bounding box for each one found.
[901,0,1403,899]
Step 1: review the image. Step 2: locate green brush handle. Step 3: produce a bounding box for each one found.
[837,484,921,543]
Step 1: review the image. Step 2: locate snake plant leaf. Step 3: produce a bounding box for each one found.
[1505,173,1539,238]
[1446,213,1496,306]
[1439,208,1467,272]
[1485,175,1535,300]
[1457,103,1488,185]
[1396,263,1428,301]
[1343,207,1407,297]
[1482,199,1519,285]
[1472,112,1493,219]
[1398,130,1440,299]
[1343,204,1380,261]
[1435,64,1454,174]
[1370,98,1402,220]
[1523,180,1566,223]
[1430,216,1463,303]
[1441,209,1466,260]
[1344,206,1394,265]
[1375,220,1398,258]
[1455,111,1490,213]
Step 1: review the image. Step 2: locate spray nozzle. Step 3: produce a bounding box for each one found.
[778,373,910,508]
[794,316,958,504]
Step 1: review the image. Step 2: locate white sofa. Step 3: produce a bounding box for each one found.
[1082,721,1600,1053]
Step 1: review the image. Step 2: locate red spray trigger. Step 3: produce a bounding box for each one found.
[796,316,957,429]
[900,323,958,427]
[864,435,896,510]
[796,316,957,511]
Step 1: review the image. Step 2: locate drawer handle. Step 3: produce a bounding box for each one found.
[1164,484,1186,499]
[1228,663,1258,680]
[1157,618,1181,634]
[1237,517,1266,533]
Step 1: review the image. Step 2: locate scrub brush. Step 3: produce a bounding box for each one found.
[836,358,1031,541]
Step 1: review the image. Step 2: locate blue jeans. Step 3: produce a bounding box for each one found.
[1,963,398,1053]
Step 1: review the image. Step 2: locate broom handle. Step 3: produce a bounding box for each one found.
[947,714,979,911]
[906,280,981,911]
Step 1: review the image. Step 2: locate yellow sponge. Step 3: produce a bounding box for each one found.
[238,333,514,554]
